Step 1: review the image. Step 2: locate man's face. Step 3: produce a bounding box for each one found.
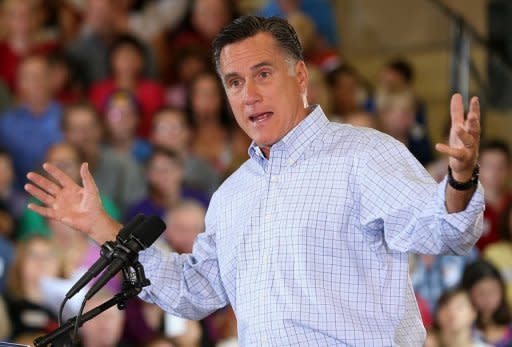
[219,32,309,153]
[64,109,102,156]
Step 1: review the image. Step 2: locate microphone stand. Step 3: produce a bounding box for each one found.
[33,261,150,347]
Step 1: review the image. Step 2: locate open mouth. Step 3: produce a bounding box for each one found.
[249,112,273,124]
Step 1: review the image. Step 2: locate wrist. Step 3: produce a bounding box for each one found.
[89,210,122,244]
[448,164,479,191]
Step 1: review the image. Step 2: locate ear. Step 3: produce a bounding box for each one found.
[295,60,309,95]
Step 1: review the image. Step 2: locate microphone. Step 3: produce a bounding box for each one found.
[65,214,147,299]
[84,215,166,300]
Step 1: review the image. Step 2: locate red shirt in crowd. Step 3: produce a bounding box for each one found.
[0,40,59,91]
[477,192,512,251]
[89,78,166,138]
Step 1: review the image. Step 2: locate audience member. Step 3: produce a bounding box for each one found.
[164,0,237,82]
[18,142,120,240]
[48,51,84,105]
[145,337,176,347]
[257,0,339,46]
[5,236,61,339]
[80,289,127,347]
[462,260,512,346]
[150,108,221,197]
[306,65,332,115]
[165,47,210,108]
[0,55,63,187]
[411,250,477,313]
[433,288,490,347]
[485,201,512,306]
[376,89,433,165]
[89,34,165,138]
[186,72,234,176]
[0,0,59,91]
[286,10,340,71]
[125,147,208,222]
[67,0,157,86]
[103,90,152,163]
[61,103,146,212]
[477,140,512,251]
[326,64,365,120]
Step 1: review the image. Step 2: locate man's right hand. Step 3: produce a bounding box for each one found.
[25,162,121,244]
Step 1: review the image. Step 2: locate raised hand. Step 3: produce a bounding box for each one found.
[25,162,119,243]
[435,93,480,181]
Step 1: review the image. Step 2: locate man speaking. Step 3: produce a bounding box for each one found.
[25,16,483,346]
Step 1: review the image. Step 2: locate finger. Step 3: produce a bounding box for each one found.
[24,183,55,206]
[80,162,99,193]
[27,171,61,196]
[435,143,466,160]
[43,162,78,189]
[450,93,464,125]
[468,96,480,121]
[27,203,57,220]
[455,125,477,148]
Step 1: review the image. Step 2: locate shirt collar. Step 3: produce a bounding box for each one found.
[248,105,329,166]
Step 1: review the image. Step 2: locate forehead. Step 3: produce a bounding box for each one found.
[219,32,285,75]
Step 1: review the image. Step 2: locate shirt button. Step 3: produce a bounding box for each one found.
[288,159,295,166]
[265,214,272,221]
[262,254,268,264]
[259,294,264,304]
[270,175,279,182]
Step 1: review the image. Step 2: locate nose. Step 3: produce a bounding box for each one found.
[243,79,261,106]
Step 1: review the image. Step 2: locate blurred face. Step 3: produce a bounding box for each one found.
[379,67,408,91]
[219,32,309,154]
[470,277,503,321]
[191,75,223,123]
[379,102,415,137]
[21,238,60,290]
[164,206,205,254]
[178,55,207,84]
[0,155,14,191]
[82,296,125,347]
[192,0,231,40]
[64,108,103,156]
[46,144,81,182]
[17,57,52,106]
[49,61,71,94]
[332,73,359,115]
[105,98,139,141]
[111,44,143,78]
[479,150,510,192]
[147,154,183,197]
[151,111,189,152]
[436,292,476,334]
[85,0,114,34]
[3,0,35,38]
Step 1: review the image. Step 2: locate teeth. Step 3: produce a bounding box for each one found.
[251,112,271,122]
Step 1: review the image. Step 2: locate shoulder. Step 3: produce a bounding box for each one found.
[319,122,407,159]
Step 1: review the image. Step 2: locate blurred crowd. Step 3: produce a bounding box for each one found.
[0,0,510,346]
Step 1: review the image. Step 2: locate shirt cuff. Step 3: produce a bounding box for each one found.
[436,176,485,236]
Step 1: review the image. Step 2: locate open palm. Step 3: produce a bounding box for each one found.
[25,162,104,236]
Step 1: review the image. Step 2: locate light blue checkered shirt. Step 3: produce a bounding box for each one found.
[139,105,484,346]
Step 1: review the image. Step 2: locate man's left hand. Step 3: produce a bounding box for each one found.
[435,93,480,181]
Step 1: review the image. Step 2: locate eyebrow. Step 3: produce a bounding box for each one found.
[222,61,275,82]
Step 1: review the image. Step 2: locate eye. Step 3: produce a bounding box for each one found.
[259,70,271,79]
[228,78,242,88]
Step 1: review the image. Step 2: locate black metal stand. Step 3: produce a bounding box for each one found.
[33,261,150,347]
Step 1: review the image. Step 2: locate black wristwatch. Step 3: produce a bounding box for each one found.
[447,164,479,191]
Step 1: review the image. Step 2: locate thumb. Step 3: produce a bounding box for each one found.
[80,162,99,193]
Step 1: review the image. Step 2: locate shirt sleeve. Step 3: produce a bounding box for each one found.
[138,195,229,320]
[357,132,484,255]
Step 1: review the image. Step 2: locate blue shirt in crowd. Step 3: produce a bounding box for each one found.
[0,102,63,188]
[139,106,484,346]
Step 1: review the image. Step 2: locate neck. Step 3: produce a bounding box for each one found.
[25,100,50,116]
[152,189,180,209]
[110,136,134,153]
[440,329,473,347]
[116,74,137,90]
[8,35,32,54]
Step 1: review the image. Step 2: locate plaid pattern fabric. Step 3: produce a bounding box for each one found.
[139,105,484,346]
